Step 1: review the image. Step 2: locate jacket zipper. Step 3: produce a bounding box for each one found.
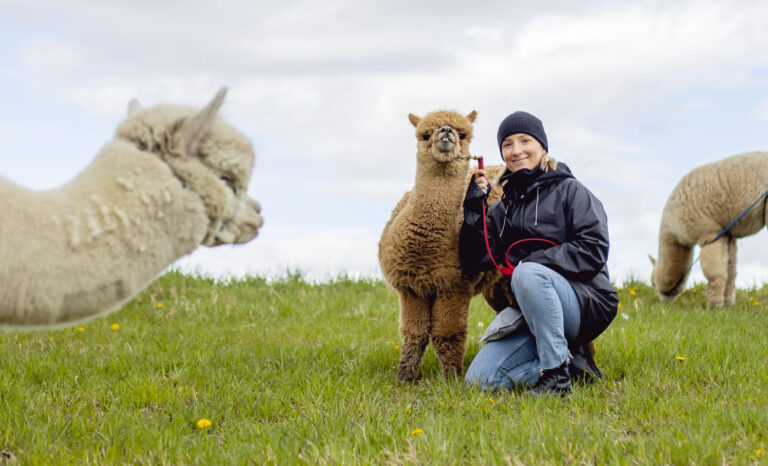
[499,201,511,238]
[500,181,543,238]
[520,193,525,231]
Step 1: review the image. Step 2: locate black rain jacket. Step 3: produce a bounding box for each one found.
[460,162,618,345]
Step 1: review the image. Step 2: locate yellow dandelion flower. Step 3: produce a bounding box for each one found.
[196,418,212,429]
[156,303,164,308]
[629,290,636,296]
[411,428,424,436]
[309,285,315,289]
[394,345,401,350]
[617,302,622,308]
[753,301,760,306]
[76,326,85,332]
[406,408,412,414]
[691,288,697,293]
[387,340,394,345]
[110,324,120,330]
[676,356,686,361]
[488,397,495,404]
[756,448,765,456]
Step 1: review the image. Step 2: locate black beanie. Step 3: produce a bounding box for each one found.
[496,111,548,154]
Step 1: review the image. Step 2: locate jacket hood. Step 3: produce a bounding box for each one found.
[501,162,575,198]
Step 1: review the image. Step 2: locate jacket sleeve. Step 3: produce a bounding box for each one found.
[459,180,499,275]
[525,181,610,281]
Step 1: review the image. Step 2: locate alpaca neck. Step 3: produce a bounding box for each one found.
[57,145,207,259]
[0,140,209,326]
[409,161,469,216]
[655,231,694,294]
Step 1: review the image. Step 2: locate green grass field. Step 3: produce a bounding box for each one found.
[1,272,767,464]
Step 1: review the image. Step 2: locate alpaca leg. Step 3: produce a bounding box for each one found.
[397,290,431,382]
[724,237,737,306]
[699,238,729,308]
[430,292,471,378]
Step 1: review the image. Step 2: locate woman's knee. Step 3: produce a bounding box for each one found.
[465,334,539,389]
[510,262,550,292]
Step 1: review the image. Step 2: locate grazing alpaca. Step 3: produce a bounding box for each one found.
[0,88,263,328]
[650,152,768,308]
[378,110,511,381]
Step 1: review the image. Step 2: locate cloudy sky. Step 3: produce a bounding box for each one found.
[3,0,768,286]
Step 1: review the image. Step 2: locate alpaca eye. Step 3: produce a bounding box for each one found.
[421,133,430,141]
[220,175,237,191]
[459,133,466,140]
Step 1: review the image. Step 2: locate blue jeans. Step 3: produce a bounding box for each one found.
[465,262,581,389]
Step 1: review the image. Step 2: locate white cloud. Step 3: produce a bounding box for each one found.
[13,1,768,117]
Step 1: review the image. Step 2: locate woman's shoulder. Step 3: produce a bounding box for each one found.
[548,165,590,192]
[545,168,607,205]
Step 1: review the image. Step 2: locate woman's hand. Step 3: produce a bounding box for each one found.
[474,169,489,194]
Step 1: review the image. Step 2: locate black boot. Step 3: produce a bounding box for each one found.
[568,342,603,384]
[526,360,573,397]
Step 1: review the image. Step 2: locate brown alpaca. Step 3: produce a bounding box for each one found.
[651,152,768,308]
[378,110,511,381]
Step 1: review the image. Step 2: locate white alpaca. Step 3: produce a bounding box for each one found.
[651,151,768,308]
[0,88,263,328]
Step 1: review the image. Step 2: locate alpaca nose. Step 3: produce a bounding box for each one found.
[439,126,453,135]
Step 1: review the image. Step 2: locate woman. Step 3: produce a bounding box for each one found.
[460,111,618,396]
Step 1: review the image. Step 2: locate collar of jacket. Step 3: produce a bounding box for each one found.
[500,162,574,200]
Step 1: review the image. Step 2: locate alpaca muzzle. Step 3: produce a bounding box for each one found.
[210,197,263,246]
[435,127,456,151]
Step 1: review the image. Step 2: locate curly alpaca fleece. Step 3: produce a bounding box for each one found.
[0,88,263,328]
[651,151,768,308]
[378,110,511,381]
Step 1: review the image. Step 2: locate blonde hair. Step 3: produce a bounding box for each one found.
[540,153,558,172]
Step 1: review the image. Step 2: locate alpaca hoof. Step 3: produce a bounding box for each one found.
[397,358,422,382]
[397,369,422,383]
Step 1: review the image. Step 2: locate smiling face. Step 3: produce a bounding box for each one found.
[501,133,546,172]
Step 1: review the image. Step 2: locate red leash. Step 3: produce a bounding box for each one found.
[475,156,557,276]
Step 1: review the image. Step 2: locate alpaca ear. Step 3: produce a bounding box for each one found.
[466,110,478,123]
[648,255,656,267]
[178,87,227,156]
[127,99,143,117]
[408,113,421,127]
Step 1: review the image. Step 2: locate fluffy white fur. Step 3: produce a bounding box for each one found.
[0,88,263,328]
[651,151,768,308]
